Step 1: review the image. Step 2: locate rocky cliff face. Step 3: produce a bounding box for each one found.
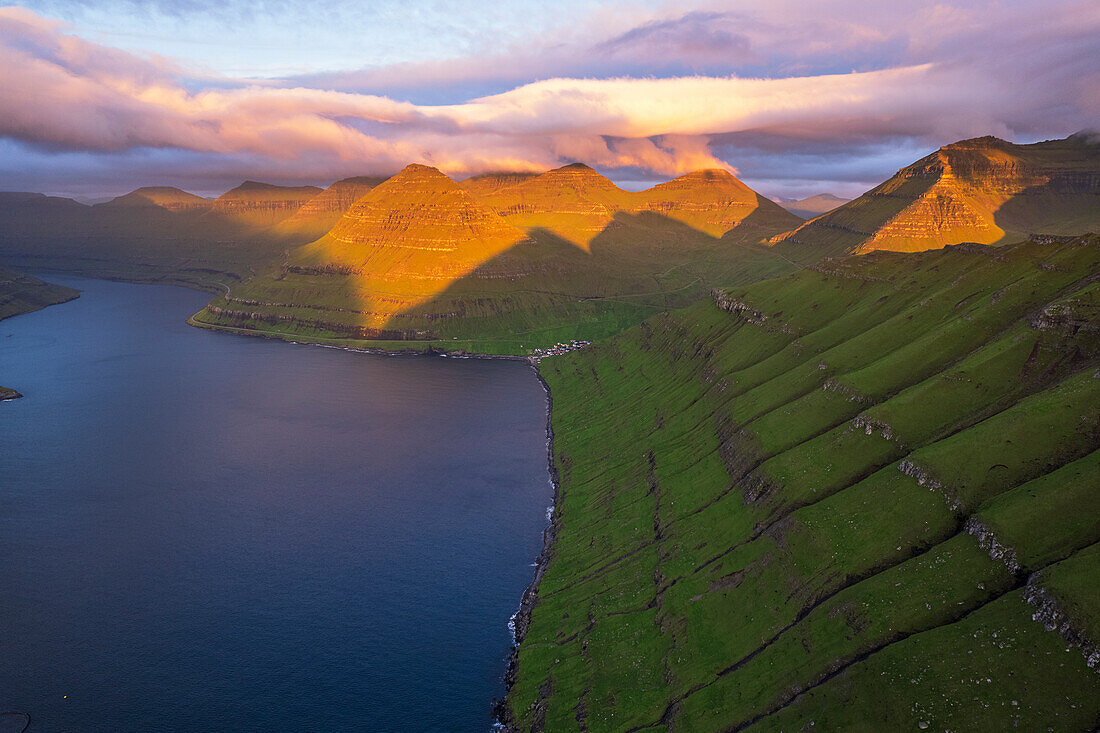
[772,133,1100,260]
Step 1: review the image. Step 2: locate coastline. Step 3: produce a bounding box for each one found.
[186,313,535,362]
[189,308,565,728]
[493,364,561,731]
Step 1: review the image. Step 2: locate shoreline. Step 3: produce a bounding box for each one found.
[492,364,561,731]
[186,314,536,363]
[190,308,565,727]
[191,309,565,728]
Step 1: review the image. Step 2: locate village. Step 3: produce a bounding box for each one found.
[528,339,591,360]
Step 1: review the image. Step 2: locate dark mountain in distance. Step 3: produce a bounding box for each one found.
[272,176,388,242]
[779,192,851,219]
[207,181,324,229]
[99,187,212,213]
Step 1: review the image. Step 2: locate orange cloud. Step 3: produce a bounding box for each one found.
[1,4,1097,181]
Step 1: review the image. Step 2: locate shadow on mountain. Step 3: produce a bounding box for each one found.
[773,135,1100,261]
[991,173,1100,242]
[769,168,939,263]
[371,210,799,345]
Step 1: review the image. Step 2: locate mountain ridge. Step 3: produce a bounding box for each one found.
[772,134,1100,261]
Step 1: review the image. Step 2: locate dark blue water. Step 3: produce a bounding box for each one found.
[0,276,550,732]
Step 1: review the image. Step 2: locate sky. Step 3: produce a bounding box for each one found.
[0,0,1097,200]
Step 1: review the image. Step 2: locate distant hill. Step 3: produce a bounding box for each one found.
[273,176,387,241]
[0,181,326,290]
[99,187,212,213]
[261,164,530,335]
[0,192,90,240]
[207,181,323,229]
[772,133,1100,261]
[192,163,799,351]
[779,192,850,219]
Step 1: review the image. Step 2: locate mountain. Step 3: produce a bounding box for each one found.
[99,187,212,213]
[503,233,1100,731]
[272,176,387,241]
[192,164,799,351]
[458,171,539,197]
[467,164,801,246]
[773,133,1100,261]
[0,184,298,291]
[0,192,91,240]
[198,164,531,338]
[634,168,802,239]
[473,163,634,249]
[207,181,323,229]
[780,192,850,219]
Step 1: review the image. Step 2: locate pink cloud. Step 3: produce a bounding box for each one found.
[0,3,1097,182]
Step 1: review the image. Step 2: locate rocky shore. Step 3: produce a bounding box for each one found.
[493,364,561,731]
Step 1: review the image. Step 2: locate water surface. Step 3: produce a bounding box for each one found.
[0,276,550,731]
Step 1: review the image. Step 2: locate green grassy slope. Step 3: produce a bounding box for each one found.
[0,266,79,321]
[504,235,1100,731]
[190,224,797,354]
[190,165,803,354]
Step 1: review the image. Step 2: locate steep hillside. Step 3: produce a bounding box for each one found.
[207,181,323,229]
[773,133,1100,261]
[780,192,849,219]
[272,176,386,241]
[504,235,1100,731]
[192,165,799,352]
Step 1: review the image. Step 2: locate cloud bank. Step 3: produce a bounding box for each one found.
[0,1,1097,197]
